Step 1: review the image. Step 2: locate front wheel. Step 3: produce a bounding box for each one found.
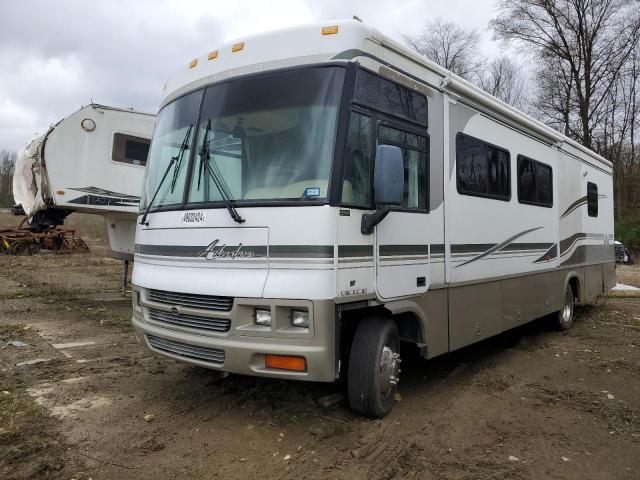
[347,318,400,418]
[557,284,575,331]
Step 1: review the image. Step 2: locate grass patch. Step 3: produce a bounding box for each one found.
[0,384,66,479]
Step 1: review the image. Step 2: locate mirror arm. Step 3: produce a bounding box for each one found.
[361,207,391,235]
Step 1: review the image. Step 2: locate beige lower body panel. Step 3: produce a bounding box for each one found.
[404,261,615,356]
[132,261,615,381]
[132,297,337,382]
[448,270,561,351]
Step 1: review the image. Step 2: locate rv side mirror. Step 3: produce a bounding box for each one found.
[374,145,404,206]
[361,145,404,235]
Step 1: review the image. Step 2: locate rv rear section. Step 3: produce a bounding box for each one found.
[13,104,155,260]
[131,21,614,418]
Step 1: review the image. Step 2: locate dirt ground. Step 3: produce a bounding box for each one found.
[1,215,639,479]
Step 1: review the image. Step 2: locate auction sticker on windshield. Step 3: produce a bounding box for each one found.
[181,211,207,225]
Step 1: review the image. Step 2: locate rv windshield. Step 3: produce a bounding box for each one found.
[140,90,202,210]
[188,67,344,205]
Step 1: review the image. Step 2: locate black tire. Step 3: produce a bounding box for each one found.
[557,283,575,331]
[347,318,400,418]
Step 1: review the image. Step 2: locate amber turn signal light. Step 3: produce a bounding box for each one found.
[265,354,306,372]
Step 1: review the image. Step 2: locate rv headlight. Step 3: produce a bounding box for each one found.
[254,308,272,327]
[291,309,309,328]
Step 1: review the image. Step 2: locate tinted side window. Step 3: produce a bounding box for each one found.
[354,69,428,126]
[112,133,150,166]
[517,156,553,207]
[378,125,428,210]
[342,112,373,206]
[456,133,510,201]
[587,181,598,217]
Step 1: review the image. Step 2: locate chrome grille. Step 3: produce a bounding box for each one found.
[146,334,225,364]
[148,308,230,333]
[148,289,233,312]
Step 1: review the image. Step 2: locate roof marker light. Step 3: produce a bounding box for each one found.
[189,58,198,69]
[322,25,339,35]
[232,42,244,52]
[208,50,218,60]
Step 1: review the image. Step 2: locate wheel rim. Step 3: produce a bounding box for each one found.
[561,287,574,325]
[378,341,400,400]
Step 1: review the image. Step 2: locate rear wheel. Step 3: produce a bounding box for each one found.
[557,284,575,330]
[347,318,400,418]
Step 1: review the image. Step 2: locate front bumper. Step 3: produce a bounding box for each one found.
[131,288,337,382]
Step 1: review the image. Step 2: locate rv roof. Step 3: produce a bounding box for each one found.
[161,19,610,168]
[161,20,374,105]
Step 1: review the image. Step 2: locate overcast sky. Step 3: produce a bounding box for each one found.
[0,0,500,152]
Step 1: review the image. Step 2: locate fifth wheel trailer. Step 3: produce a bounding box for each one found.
[13,103,155,260]
[131,20,615,417]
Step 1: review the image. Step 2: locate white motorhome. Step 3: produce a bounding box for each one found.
[132,21,615,417]
[13,103,155,259]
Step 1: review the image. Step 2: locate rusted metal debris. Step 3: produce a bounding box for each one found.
[0,227,89,255]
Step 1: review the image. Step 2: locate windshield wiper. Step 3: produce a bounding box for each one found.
[139,125,192,226]
[199,119,245,224]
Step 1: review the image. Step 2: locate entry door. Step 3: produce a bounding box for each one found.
[375,211,430,300]
[374,122,430,301]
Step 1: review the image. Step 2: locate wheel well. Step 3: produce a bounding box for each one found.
[568,276,580,302]
[390,311,424,344]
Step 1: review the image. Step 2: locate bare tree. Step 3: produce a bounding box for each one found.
[595,45,640,218]
[0,150,17,208]
[477,56,528,109]
[403,18,484,80]
[490,0,640,150]
[533,56,575,136]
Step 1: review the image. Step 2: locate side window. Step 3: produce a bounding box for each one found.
[378,125,428,210]
[456,133,510,201]
[587,181,598,217]
[112,133,150,166]
[517,156,553,207]
[354,69,428,126]
[341,112,373,206]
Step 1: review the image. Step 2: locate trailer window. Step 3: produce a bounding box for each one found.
[341,112,373,206]
[517,156,552,207]
[378,124,428,210]
[456,133,510,201]
[354,69,428,127]
[112,133,150,166]
[587,181,598,217]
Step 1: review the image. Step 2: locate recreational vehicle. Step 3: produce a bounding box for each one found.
[13,103,155,260]
[132,20,615,417]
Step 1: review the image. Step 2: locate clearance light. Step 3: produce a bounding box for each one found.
[189,58,198,69]
[232,42,244,52]
[208,50,219,60]
[322,25,339,35]
[265,355,307,372]
[56,190,65,195]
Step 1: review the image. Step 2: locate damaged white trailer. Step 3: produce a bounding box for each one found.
[13,103,155,261]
